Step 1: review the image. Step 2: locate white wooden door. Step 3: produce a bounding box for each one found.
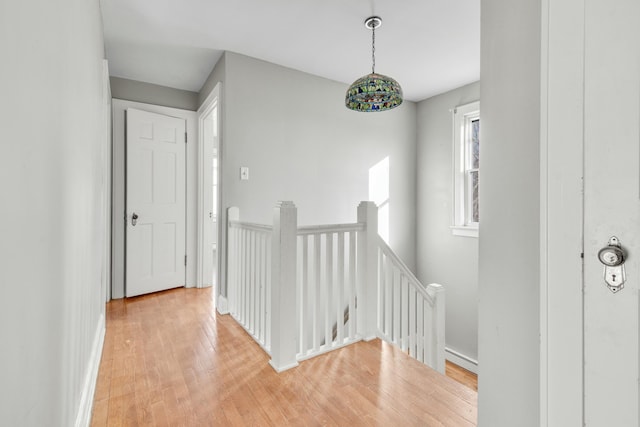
[126,108,186,297]
[202,105,219,286]
[583,0,640,424]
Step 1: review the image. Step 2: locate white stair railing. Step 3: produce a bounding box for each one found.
[376,237,445,373]
[227,207,273,354]
[296,223,363,360]
[225,201,445,374]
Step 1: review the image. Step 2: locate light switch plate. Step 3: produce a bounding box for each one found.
[240,167,249,180]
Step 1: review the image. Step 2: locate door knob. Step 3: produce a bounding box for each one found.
[131,212,139,226]
[598,236,626,293]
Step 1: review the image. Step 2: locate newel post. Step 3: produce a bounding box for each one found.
[357,201,379,341]
[222,207,239,315]
[269,201,299,372]
[428,283,446,374]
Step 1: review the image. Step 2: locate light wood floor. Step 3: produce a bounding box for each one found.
[91,287,477,426]
[446,361,478,392]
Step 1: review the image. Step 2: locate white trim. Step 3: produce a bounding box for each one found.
[217,294,229,315]
[268,360,300,373]
[445,347,478,374]
[539,0,585,424]
[196,82,222,291]
[74,314,105,427]
[102,59,112,303]
[111,99,198,298]
[452,101,480,235]
[540,0,550,422]
[450,225,479,238]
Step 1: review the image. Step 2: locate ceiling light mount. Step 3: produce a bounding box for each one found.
[345,15,403,112]
[364,16,382,30]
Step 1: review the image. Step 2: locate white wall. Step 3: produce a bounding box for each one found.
[111,99,198,299]
[416,81,480,369]
[0,0,108,425]
[198,53,226,109]
[205,52,418,297]
[478,0,541,425]
[110,77,199,111]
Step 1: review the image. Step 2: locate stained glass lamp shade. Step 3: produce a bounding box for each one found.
[345,16,403,112]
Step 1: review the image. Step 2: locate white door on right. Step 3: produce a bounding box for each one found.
[583,0,640,424]
[201,105,219,286]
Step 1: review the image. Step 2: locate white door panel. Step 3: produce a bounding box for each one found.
[583,0,640,424]
[126,108,186,297]
[202,106,219,286]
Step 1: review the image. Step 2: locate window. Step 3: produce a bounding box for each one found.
[452,101,480,237]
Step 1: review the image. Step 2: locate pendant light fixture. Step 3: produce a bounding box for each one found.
[345,16,403,112]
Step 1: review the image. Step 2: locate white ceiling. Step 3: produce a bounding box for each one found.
[100,0,479,102]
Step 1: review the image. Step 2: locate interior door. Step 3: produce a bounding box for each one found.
[126,108,186,297]
[583,0,640,424]
[202,105,219,286]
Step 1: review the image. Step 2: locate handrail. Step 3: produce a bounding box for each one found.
[297,222,365,235]
[226,202,444,373]
[229,220,273,233]
[377,235,436,305]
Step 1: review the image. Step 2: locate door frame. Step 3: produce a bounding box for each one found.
[540,0,585,424]
[196,83,226,311]
[102,60,112,303]
[111,99,198,299]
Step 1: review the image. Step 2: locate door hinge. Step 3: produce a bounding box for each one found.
[184,255,187,266]
[185,132,188,143]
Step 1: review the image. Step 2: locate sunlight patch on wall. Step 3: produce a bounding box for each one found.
[369,156,390,243]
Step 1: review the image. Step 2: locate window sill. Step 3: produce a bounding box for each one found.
[450,225,479,238]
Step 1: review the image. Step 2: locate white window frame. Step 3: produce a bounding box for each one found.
[451,101,480,238]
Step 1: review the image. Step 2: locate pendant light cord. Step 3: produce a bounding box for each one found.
[371,25,376,74]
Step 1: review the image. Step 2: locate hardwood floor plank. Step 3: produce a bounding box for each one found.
[91,287,477,426]
[446,360,478,391]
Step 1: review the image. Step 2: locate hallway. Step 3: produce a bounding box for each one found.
[91,288,477,426]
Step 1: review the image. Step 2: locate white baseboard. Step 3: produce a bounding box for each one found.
[217,295,229,315]
[74,313,106,427]
[445,347,478,374]
[268,359,299,373]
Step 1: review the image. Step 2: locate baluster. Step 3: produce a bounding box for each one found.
[348,231,356,339]
[336,232,345,344]
[265,234,272,349]
[314,234,321,351]
[244,229,249,325]
[227,226,234,314]
[257,232,264,343]
[325,232,333,347]
[416,293,424,363]
[301,235,309,355]
[236,228,240,320]
[409,285,416,358]
[238,228,244,322]
[384,254,392,338]
[262,232,268,344]
[393,268,401,345]
[401,275,409,352]
[250,230,256,333]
